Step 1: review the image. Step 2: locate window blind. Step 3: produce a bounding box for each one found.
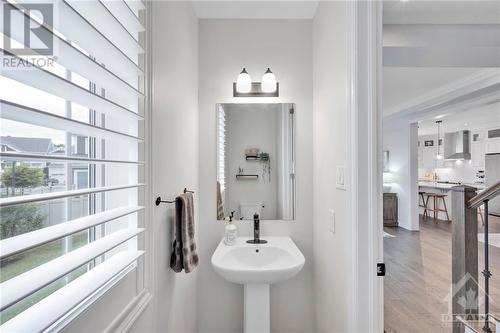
[0,0,147,330]
[217,104,226,194]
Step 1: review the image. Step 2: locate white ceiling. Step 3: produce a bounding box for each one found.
[192,1,319,19]
[191,1,500,22]
[382,1,499,114]
[193,0,500,24]
[417,102,500,136]
[382,67,486,114]
[383,0,500,24]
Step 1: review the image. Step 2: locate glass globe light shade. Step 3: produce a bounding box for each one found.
[236,68,252,93]
[261,68,276,93]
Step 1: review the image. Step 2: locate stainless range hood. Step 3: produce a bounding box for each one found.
[444,130,471,160]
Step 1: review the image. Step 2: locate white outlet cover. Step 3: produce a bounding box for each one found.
[336,166,346,190]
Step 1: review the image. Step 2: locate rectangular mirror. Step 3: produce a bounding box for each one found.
[216,103,296,221]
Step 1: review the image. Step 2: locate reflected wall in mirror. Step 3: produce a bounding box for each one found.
[383,151,390,172]
[216,103,295,221]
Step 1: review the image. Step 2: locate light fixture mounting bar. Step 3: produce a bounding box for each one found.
[233,82,279,97]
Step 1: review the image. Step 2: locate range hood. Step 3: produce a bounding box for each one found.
[444,130,471,160]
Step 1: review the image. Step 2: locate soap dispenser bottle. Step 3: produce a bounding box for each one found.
[224,211,237,246]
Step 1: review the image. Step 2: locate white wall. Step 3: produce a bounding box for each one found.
[383,120,419,231]
[130,2,199,332]
[312,2,354,331]
[198,19,315,333]
[225,104,279,220]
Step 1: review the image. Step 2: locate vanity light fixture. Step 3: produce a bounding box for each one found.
[236,68,252,93]
[233,67,279,97]
[436,120,443,160]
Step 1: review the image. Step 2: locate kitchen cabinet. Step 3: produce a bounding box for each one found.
[418,125,500,171]
[471,142,485,167]
[485,139,500,154]
[485,127,500,154]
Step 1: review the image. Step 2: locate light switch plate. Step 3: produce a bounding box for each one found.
[329,209,335,233]
[336,166,346,190]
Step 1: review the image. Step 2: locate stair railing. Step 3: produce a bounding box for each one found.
[468,180,500,333]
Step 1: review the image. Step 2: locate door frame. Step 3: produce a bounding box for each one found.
[347,1,384,332]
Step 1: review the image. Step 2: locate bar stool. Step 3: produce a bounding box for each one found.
[419,191,430,219]
[426,193,450,222]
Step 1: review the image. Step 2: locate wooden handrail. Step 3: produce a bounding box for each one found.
[468,180,500,209]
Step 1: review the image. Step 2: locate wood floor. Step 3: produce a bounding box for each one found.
[384,215,500,333]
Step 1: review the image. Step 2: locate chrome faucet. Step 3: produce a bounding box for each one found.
[246,213,267,244]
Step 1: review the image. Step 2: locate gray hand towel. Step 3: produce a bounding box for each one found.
[170,192,199,273]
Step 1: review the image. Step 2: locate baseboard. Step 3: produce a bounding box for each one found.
[104,290,152,333]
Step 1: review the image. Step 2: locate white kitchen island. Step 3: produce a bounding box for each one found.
[418,181,485,220]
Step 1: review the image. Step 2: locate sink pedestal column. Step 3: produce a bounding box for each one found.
[244,284,270,333]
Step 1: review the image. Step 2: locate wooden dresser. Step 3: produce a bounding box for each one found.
[383,192,398,227]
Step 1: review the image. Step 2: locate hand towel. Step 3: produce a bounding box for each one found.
[170,192,199,273]
[216,181,225,220]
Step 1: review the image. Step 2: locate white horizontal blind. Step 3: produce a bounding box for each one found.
[0,251,144,333]
[0,0,146,330]
[217,105,226,194]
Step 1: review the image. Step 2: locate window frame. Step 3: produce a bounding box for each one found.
[0,0,152,330]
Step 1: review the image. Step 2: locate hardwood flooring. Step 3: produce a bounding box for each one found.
[384,215,500,333]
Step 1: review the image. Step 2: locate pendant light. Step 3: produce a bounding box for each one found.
[436,120,443,160]
[236,68,252,93]
[261,68,277,93]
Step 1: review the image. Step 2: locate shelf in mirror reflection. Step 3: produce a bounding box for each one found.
[236,174,259,180]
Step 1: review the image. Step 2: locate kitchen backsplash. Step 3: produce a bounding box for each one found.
[419,160,484,184]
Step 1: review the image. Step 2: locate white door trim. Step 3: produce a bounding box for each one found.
[347,1,383,332]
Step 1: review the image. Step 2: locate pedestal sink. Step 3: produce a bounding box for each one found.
[211,237,305,333]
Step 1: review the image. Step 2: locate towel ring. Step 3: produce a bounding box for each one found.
[155,188,195,206]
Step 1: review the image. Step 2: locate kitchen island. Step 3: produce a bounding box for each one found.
[418,181,485,220]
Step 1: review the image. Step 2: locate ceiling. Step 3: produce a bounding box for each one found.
[382,67,487,114]
[382,1,499,115]
[383,0,500,24]
[191,1,500,21]
[417,102,500,136]
[192,1,319,19]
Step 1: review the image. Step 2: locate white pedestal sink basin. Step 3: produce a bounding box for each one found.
[211,237,305,333]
